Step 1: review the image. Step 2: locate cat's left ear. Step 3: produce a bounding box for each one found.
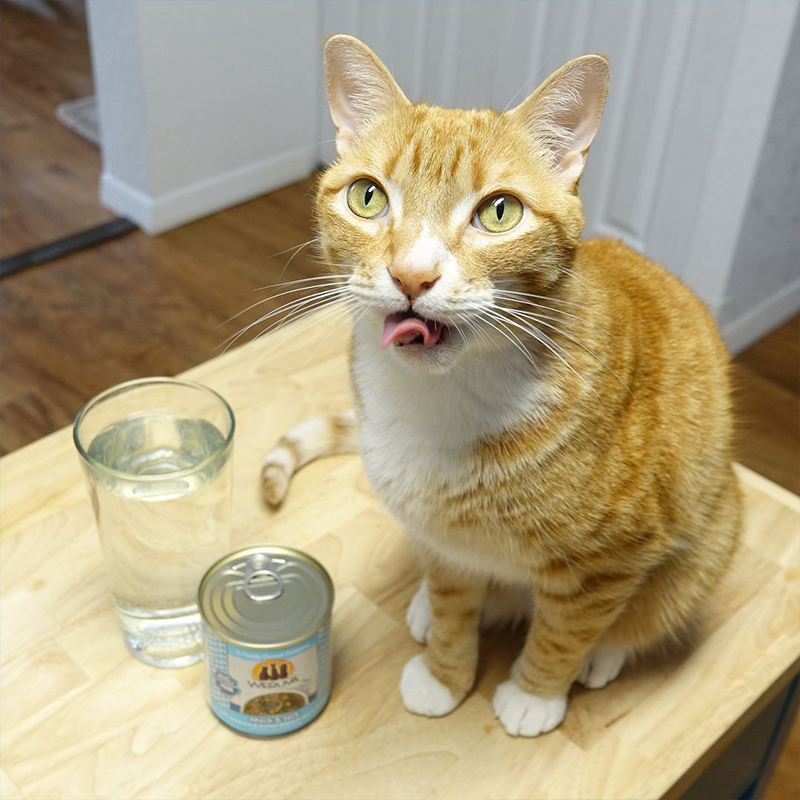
[508,55,610,188]
[324,34,409,155]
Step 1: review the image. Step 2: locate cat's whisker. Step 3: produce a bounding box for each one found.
[258,302,355,363]
[253,296,355,348]
[263,298,358,350]
[560,265,596,291]
[468,316,497,351]
[492,288,583,310]
[486,308,597,396]
[266,236,321,261]
[276,236,323,281]
[220,278,349,327]
[253,302,353,355]
[444,314,490,367]
[450,312,493,352]
[493,297,583,325]
[298,302,361,367]
[252,274,348,293]
[453,322,469,349]
[313,259,358,272]
[475,311,540,372]
[218,287,350,352]
[345,289,391,313]
[493,301,583,324]
[222,285,350,346]
[247,288,352,341]
[498,305,633,395]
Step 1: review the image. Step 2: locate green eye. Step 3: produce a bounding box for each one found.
[475,194,523,232]
[347,178,388,219]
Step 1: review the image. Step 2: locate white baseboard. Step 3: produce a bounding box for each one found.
[722,278,800,354]
[101,145,317,235]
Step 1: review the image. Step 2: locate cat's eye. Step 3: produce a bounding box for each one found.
[347,178,388,219]
[473,194,524,233]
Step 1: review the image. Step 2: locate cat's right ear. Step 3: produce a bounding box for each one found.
[508,54,610,189]
[324,35,409,155]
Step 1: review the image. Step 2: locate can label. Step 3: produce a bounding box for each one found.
[204,621,331,736]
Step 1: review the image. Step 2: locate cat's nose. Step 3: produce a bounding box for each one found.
[388,266,441,302]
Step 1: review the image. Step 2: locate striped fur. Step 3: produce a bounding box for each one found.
[262,411,357,505]
[263,37,741,737]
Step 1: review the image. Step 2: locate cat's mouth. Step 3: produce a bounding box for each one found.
[380,311,445,348]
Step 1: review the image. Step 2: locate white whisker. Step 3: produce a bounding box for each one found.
[259,302,354,363]
[218,287,350,351]
[252,274,348,293]
[252,294,355,344]
[220,278,349,327]
[492,288,582,309]
[267,236,321,261]
[276,237,323,281]
[485,308,596,395]
[499,306,632,395]
[476,312,540,371]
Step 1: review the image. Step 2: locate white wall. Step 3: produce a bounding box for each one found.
[720,13,800,352]
[88,0,799,352]
[86,1,150,196]
[88,0,320,234]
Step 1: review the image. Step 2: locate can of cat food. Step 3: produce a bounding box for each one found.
[198,544,334,736]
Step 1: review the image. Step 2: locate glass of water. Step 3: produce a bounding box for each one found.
[73,377,235,668]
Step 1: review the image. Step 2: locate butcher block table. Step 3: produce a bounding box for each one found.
[2,309,798,800]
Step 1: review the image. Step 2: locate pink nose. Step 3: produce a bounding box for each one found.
[388,266,441,301]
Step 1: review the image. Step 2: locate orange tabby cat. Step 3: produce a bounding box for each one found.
[262,35,740,737]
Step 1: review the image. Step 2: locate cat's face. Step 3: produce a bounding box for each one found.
[316,36,608,374]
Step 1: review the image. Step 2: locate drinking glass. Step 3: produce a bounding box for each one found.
[74,377,235,667]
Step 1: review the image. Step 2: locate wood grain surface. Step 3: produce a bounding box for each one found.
[0,3,797,794]
[1,309,798,800]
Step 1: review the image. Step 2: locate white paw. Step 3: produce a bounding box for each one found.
[406,580,432,645]
[400,655,459,717]
[492,680,567,737]
[576,646,626,689]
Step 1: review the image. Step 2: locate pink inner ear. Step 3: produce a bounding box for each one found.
[509,56,609,186]
[559,151,587,186]
[324,36,410,156]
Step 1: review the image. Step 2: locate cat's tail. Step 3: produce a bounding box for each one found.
[262,410,358,506]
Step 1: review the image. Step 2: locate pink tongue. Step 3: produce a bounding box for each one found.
[381,313,442,348]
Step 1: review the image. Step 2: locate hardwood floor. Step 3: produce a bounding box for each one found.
[0,176,322,453]
[0,0,115,257]
[1,3,797,797]
[733,316,800,495]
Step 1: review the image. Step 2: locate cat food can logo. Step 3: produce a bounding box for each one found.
[198,545,334,737]
[253,659,294,681]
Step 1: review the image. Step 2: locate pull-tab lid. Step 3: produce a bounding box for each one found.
[198,545,334,648]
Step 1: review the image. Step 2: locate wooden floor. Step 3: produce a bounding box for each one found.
[0,0,115,256]
[1,3,797,797]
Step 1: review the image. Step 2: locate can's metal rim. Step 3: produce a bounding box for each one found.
[198,544,334,649]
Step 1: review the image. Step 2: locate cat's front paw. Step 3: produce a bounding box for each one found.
[400,655,460,717]
[492,680,567,737]
[406,580,432,644]
[576,646,626,689]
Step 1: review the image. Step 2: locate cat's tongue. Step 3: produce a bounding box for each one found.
[381,312,442,348]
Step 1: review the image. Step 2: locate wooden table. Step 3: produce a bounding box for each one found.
[2,310,798,800]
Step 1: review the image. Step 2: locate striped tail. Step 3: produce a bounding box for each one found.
[262,410,358,505]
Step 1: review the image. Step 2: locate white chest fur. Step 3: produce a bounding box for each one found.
[351,321,553,577]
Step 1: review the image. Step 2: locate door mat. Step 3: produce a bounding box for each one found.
[55,95,99,146]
